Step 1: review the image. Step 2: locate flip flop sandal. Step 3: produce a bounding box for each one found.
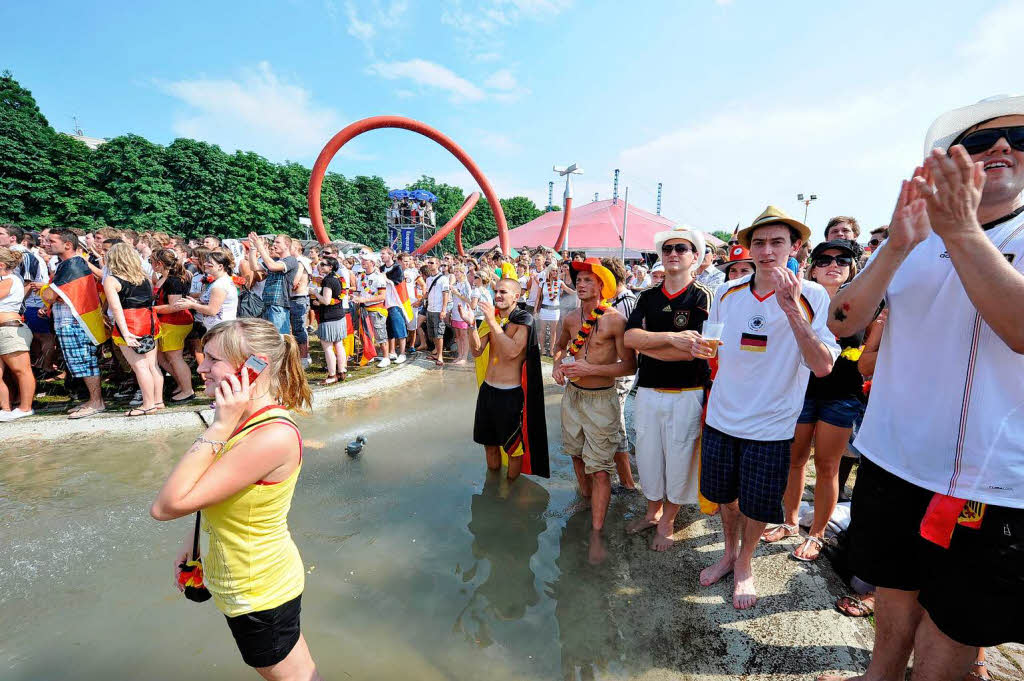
[835,595,875,617]
[68,406,106,420]
[761,523,799,543]
[323,375,339,385]
[791,535,825,562]
[169,393,196,403]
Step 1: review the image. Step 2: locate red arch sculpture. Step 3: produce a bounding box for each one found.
[553,196,573,251]
[307,116,509,254]
[413,191,479,257]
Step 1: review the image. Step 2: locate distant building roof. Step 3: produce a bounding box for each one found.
[61,133,107,150]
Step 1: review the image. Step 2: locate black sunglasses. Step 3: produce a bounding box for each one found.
[868,238,882,246]
[661,243,695,255]
[813,254,853,268]
[955,125,1024,155]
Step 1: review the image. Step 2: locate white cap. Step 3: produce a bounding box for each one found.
[924,94,1024,154]
[653,226,706,262]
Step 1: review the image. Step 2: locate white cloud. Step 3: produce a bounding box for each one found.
[367,59,486,102]
[158,61,349,162]
[477,130,523,155]
[339,0,409,54]
[484,69,517,90]
[441,0,573,59]
[615,0,1024,233]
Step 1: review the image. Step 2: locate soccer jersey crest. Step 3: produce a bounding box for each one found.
[673,310,690,329]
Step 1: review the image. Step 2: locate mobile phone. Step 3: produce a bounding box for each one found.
[236,355,268,384]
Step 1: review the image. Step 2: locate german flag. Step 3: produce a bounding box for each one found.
[343,309,356,358]
[356,304,378,366]
[394,280,415,323]
[50,256,109,344]
[740,332,767,352]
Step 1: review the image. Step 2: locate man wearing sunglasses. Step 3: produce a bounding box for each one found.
[826,96,1024,681]
[866,226,889,253]
[695,244,726,290]
[623,228,713,552]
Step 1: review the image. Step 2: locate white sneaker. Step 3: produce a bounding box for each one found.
[129,389,143,407]
[395,354,406,365]
[301,356,312,369]
[389,353,398,361]
[0,408,33,421]
[377,357,391,368]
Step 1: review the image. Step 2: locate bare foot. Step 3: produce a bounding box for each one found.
[732,563,757,610]
[625,516,659,534]
[650,531,675,552]
[588,530,607,565]
[452,359,467,365]
[699,555,734,587]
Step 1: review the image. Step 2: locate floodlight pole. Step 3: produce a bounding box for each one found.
[620,187,630,261]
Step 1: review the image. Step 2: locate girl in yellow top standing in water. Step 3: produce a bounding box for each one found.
[151,318,319,681]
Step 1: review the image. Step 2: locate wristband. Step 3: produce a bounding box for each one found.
[194,436,227,453]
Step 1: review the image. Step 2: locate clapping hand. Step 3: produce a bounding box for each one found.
[477,299,496,322]
[887,166,933,253]
[916,146,985,240]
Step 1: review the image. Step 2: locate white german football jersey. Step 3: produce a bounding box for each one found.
[706,275,839,441]
[854,210,1024,508]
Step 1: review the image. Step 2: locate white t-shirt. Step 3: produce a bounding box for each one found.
[451,280,472,322]
[425,274,450,313]
[403,267,419,304]
[198,275,238,330]
[706,275,839,441]
[526,267,544,305]
[854,214,1024,508]
[470,286,492,320]
[358,270,388,312]
[0,274,25,313]
[12,245,47,308]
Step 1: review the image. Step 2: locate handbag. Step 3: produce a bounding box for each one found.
[135,307,157,354]
[237,285,265,319]
[177,511,212,602]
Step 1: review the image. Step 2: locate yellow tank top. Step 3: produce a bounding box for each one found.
[202,406,305,617]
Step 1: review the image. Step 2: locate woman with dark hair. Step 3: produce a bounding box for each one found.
[174,251,238,366]
[763,240,864,561]
[152,248,195,403]
[151,318,319,680]
[312,256,348,383]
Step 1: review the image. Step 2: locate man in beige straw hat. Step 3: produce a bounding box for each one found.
[694,206,838,610]
[822,96,1024,681]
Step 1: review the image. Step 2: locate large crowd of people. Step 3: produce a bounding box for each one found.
[3,95,1022,681]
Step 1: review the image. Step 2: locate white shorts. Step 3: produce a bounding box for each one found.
[538,307,560,321]
[633,387,704,505]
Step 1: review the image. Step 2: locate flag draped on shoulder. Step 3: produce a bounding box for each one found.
[393,280,415,323]
[356,304,378,366]
[50,256,109,344]
[473,307,550,478]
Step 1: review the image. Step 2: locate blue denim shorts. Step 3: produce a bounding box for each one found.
[288,297,309,343]
[262,304,291,335]
[386,306,407,340]
[797,395,863,429]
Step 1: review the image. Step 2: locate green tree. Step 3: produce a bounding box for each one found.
[43,132,108,230]
[0,70,57,226]
[348,175,388,247]
[221,151,285,238]
[164,138,230,238]
[500,196,542,229]
[712,230,733,244]
[92,134,180,233]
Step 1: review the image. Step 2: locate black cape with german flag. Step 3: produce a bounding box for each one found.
[473,307,550,478]
[46,255,109,344]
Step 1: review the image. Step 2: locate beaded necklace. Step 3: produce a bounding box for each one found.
[544,273,560,302]
[567,300,610,357]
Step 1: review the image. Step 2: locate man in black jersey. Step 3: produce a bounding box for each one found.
[624,228,713,551]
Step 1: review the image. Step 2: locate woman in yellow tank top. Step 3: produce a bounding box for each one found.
[151,318,319,680]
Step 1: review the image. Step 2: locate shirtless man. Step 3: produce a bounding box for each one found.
[552,259,636,541]
[466,278,530,481]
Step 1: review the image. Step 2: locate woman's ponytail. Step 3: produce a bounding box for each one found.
[278,333,313,414]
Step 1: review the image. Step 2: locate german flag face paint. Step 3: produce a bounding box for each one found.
[740,333,767,352]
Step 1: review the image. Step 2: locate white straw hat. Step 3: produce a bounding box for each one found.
[924,94,1024,155]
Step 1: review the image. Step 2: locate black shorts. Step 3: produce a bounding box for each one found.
[225,594,302,668]
[849,457,1024,647]
[473,382,523,449]
[699,424,791,524]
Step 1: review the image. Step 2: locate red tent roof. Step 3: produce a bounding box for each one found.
[471,199,723,254]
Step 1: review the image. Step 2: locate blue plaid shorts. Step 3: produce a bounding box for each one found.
[700,424,791,524]
[56,322,100,378]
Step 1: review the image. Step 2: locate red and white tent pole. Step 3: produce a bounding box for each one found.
[552,162,583,251]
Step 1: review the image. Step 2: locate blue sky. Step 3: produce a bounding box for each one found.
[3,0,1021,240]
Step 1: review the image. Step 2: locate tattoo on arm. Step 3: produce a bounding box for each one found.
[833,307,847,322]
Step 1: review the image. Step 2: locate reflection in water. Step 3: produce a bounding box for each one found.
[454,472,550,646]
[548,509,624,681]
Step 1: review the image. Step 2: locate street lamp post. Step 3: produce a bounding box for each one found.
[797,193,818,225]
